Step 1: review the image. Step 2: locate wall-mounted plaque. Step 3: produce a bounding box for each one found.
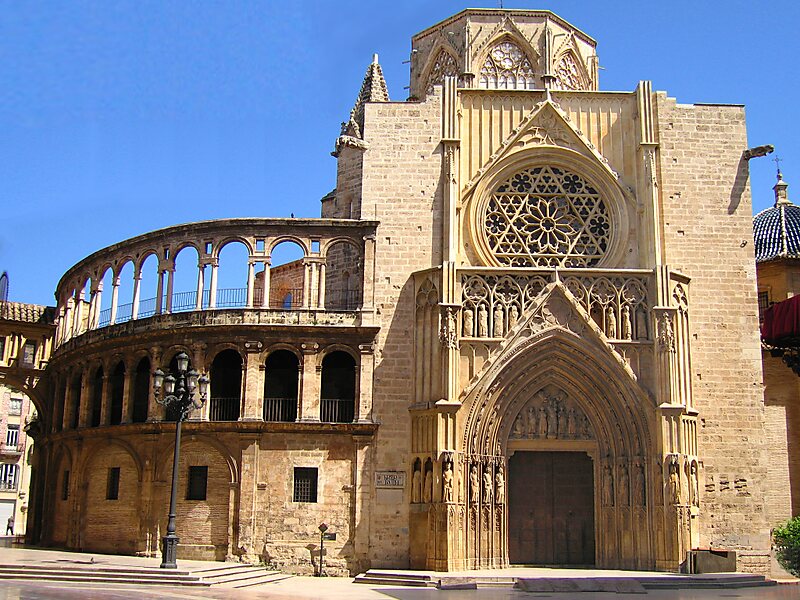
[375,471,406,489]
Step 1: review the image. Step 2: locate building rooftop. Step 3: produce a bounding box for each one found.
[754,171,800,263]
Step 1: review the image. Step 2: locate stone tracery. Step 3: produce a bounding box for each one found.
[478,40,536,90]
[425,49,459,94]
[484,166,611,267]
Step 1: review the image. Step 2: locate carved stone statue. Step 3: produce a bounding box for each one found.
[412,465,422,503]
[469,464,479,504]
[493,305,504,337]
[509,305,519,330]
[478,305,488,337]
[668,461,681,505]
[690,462,699,506]
[618,462,629,506]
[537,405,548,437]
[557,402,568,438]
[463,307,474,337]
[546,400,558,438]
[633,461,646,506]
[442,461,454,503]
[606,306,617,338]
[658,313,675,352]
[602,462,614,506]
[495,466,505,504]
[423,468,433,504]
[567,406,577,437]
[621,305,632,340]
[483,465,493,504]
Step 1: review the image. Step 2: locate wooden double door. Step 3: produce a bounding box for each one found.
[508,451,595,565]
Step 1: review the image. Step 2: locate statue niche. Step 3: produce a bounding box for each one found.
[509,385,594,441]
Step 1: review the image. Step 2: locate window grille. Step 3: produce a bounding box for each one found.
[0,464,18,490]
[0,337,5,362]
[293,467,318,503]
[5,425,19,447]
[106,467,120,500]
[187,466,208,501]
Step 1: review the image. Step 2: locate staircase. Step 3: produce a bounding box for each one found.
[0,561,292,588]
[354,568,778,591]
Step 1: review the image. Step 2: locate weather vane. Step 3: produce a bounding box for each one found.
[774,155,783,177]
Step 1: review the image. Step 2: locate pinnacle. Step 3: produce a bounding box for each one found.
[348,54,390,136]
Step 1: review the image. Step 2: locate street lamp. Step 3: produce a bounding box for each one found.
[153,352,209,569]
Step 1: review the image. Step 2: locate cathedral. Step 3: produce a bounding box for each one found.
[5,9,779,575]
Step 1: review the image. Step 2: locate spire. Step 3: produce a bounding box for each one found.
[775,165,791,207]
[348,54,390,135]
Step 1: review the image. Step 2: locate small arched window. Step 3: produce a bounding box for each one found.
[553,52,586,91]
[425,49,459,94]
[132,357,150,423]
[109,362,125,425]
[320,351,356,423]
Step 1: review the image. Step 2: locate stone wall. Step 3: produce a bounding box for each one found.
[358,94,443,568]
[655,94,772,571]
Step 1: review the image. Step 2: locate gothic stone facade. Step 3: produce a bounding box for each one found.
[27,9,771,574]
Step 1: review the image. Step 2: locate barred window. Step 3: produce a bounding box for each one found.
[293,467,318,503]
[106,467,120,500]
[187,466,208,501]
[5,425,19,447]
[22,342,36,366]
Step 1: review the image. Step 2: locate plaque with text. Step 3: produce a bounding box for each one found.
[375,471,406,489]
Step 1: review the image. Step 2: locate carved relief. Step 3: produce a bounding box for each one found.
[667,458,681,505]
[483,465,493,504]
[618,462,629,506]
[509,385,594,440]
[657,313,675,353]
[469,463,479,504]
[442,460,454,503]
[412,458,422,503]
[439,306,459,349]
[495,465,505,504]
[602,460,615,507]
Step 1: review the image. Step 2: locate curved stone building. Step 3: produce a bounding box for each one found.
[25,9,774,575]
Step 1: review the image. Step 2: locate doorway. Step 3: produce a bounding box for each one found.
[508,451,595,565]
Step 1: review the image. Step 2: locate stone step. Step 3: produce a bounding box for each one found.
[0,572,210,586]
[225,573,295,588]
[640,574,776,589]
[0,563,197,577]
[201,568,281,584]
[354,573,436,587]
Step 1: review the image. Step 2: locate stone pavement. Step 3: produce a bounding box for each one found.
[0,547,797,599]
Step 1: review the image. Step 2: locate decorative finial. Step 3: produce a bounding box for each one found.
[774,155,784,180]
[773,157,790,206]
[372,53,379,65]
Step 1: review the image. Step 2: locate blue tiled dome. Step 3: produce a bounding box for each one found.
[753,173,800,263]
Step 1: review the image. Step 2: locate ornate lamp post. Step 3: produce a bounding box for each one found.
[152,351,209,569]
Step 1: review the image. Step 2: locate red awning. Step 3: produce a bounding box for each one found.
[761,295,800,346]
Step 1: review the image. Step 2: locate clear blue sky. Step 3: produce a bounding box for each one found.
[1,1,797,305]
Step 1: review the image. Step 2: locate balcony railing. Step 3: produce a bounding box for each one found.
[326,290,362,311]
[320,397,355,424]
[0,444,23,457]
[0,481,18,492]
[263,397,297,422]
[209,396,240,422]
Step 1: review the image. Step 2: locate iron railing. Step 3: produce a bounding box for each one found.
[326,289,362,311]
[209,396,240,422]
[320,397,355,423]
[263,397,297,422]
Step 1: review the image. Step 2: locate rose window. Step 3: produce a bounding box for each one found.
[479,40,536,90]
[483,166,611,267]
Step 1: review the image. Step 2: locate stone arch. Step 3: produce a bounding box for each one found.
[213,236,255,258]
[153,435,238,560]
[49,444,75,545]
[459,327,657,569]
[324,238,363,310]
[78,438,144,554]
[466,147,633,270]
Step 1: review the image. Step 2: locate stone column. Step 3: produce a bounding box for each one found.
[298,343,320,422]
[131,269,142,320]
[356,344,375,422]
[246,261,255,308]
[317,263,326,309]
[73,290,84,335]
[261,259,271,308]
[78,366,91,428]
[241,342,263,420]
[121,359,135,424]
[90,281,103,329]
[191,343,208,420]
[110,276,120,325]
[147,347,162,422]
[164,268,175,313]
[62,374,73,431]
[155,268,165,315]
[302,261,312,309]
[195,263,205,310]
[208,258,219,309]
[65,297,75,340]
[99,371,111,426]
[361,235,376,324]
